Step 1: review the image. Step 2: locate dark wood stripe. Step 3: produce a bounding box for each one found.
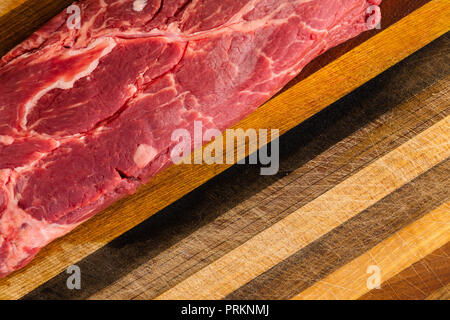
[0,0,73,57]
[282,0,431,88]
[24,34,449,300]
[225,160,450,300]
[359,242,450,300]
[0,0,430,65]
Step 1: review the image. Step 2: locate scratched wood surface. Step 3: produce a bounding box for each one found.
[0,0,449,299]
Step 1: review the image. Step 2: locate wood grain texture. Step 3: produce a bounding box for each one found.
[228,159,450,299]
[25,34,450,300]
[292,203,450,300]
[0,0,27,14]
[155,116,450,300]
[21,34,443,300]
[360,242,450,300]
[0,0,449,300]
[426,284,450,300]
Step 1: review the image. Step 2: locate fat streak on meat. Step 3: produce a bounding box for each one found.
[0,0,382,278]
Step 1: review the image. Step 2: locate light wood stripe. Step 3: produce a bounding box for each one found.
[155,116,450,300]
[236,0,450,136]
[1,0,448,300]
[227,159,449,300]
[0,1,28,16]
[292,203,450,300]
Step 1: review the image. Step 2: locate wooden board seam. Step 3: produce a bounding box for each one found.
[155,116,450,300]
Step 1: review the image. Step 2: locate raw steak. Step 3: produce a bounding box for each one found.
[0,0,382,278]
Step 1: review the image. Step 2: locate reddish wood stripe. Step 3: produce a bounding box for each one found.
[0,0,447,300]
[360,242,450,300]
[227,161,449,299]
[293,203,449,300]
[426,284,450,300]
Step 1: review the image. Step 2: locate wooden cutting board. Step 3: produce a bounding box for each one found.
[0,0,449,300]
[27,33,450,300]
